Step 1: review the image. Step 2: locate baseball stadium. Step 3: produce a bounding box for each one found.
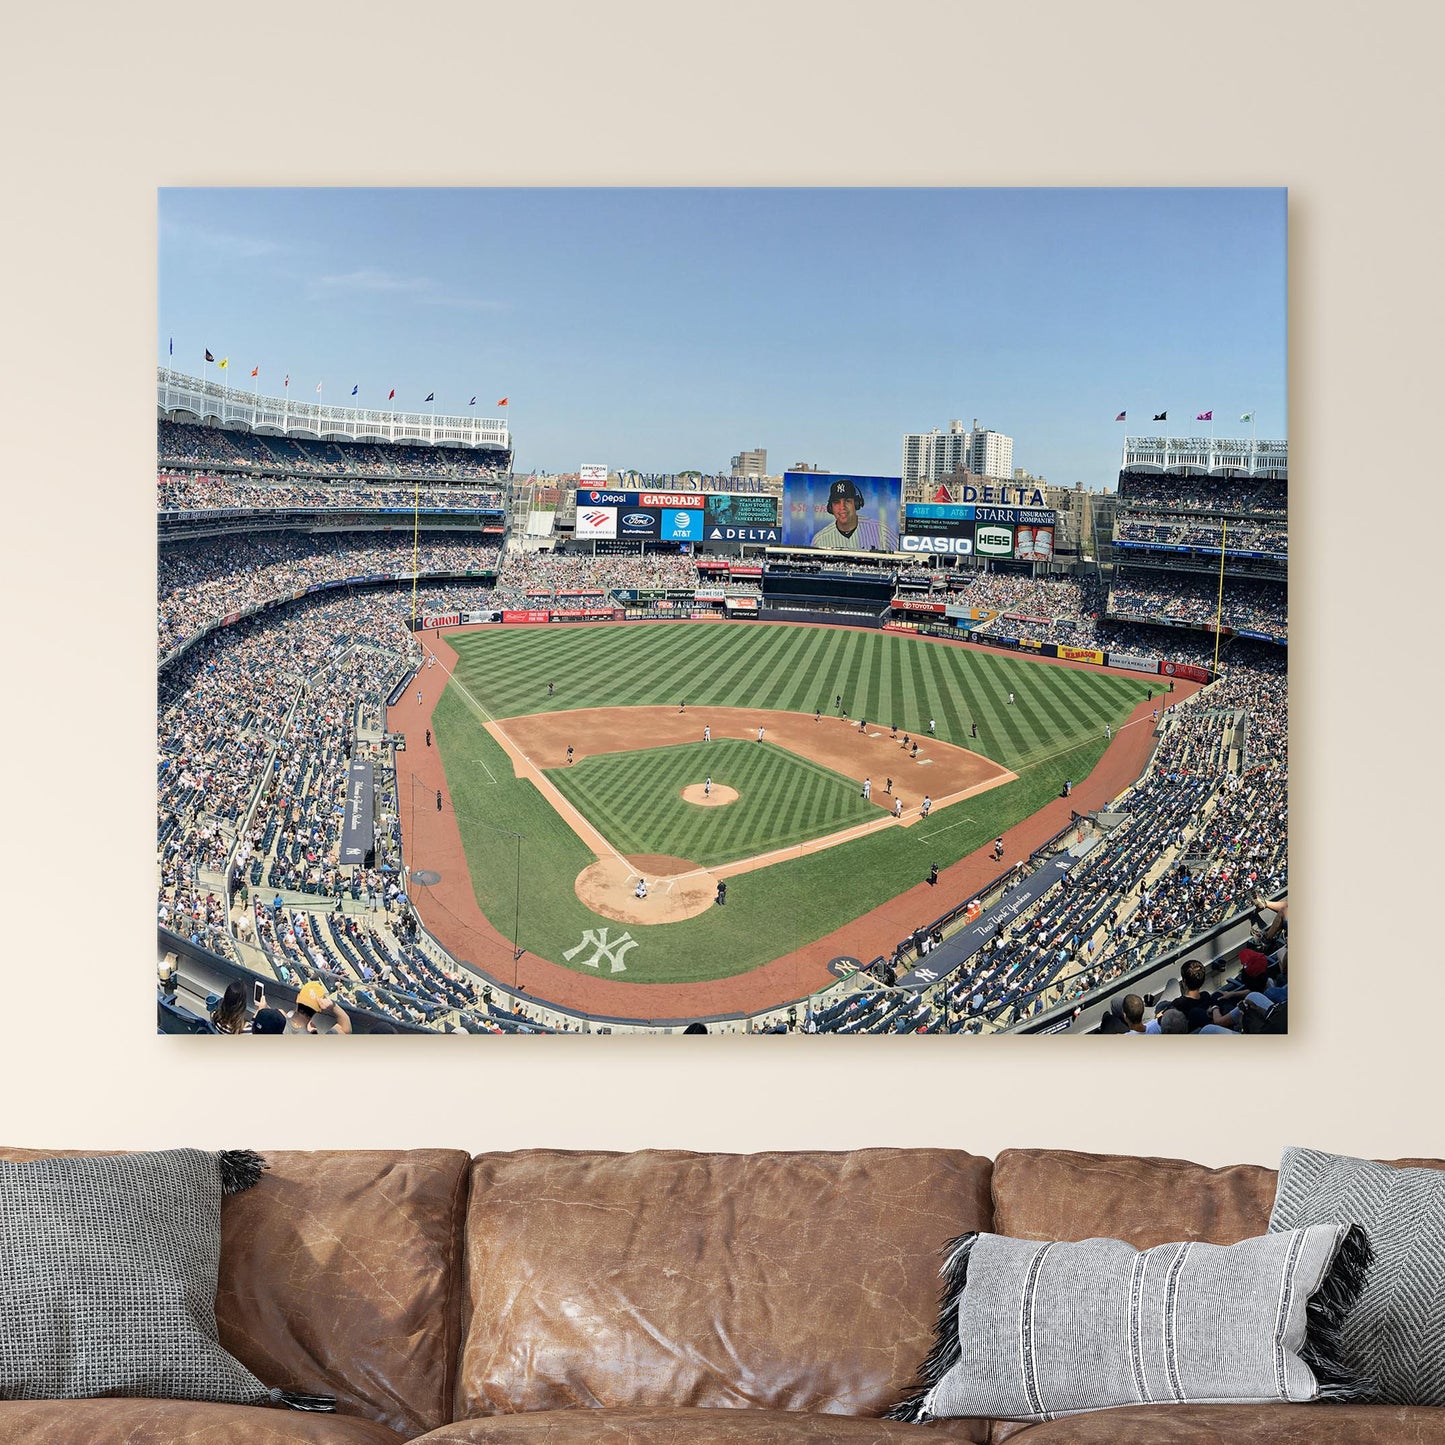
[157,371,1288,1036]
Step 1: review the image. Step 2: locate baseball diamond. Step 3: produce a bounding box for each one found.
[409,621,1155,986]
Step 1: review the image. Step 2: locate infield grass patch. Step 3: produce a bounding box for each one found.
[548,739,875,867]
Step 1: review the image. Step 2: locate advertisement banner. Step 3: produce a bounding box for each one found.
[704,494,780,528]
[705,523,783,543]
[782,472,902,552]
[1013,524,1055,562]
[618,507,660,538]
[338,759,375,867]
[420,613,461,630]
[1161,661,1211,683]
[729,565,764,577]
[578,464,609,482]
[890,598,947,614]
[973,523,1015,557]
[1057,646,1105,664]
[901,503,975,556]
[660,508,703,542]
[502,609,551,624]
[1106,651,1159,673]
[574,505,618,540]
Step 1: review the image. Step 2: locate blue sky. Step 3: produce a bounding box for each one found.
[159,188,1286,488]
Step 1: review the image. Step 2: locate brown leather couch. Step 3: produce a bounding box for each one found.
[3,1147,1442,1443]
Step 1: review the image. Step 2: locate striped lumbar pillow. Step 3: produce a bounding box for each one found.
[889,1225,1371,1423]
[1269,1147,1445,1407]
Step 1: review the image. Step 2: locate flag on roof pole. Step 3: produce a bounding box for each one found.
[388,388,395,400]
[169,337,173,356]
[1240,411,1254,422]
[1196,410,1212,421]
[351,385,358,396]
[251,366,259,378]
[284,374,289,388]
[1114,411,1126,422]
[316,381,323,393]
[217,358,229,370]
[469,396,476,406]
[425,392,434,402]
[1153,412,1167,421]
[496,397,508,406]
[204,349,214,363]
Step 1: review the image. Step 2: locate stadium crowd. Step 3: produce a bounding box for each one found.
[159,472,505,512]
[158,421,508,480]
[1109,573,1287,636]
[1115,472,1287,515]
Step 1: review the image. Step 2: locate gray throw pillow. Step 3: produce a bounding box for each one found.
[0,1148,329,1410]
[1269,1146,1445,1407]
[888,1224,1371,1423]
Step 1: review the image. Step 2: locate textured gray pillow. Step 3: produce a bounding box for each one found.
[0,1148,327,1409]
[889,1224,1371,1423]
[1269,1146,1445,1407]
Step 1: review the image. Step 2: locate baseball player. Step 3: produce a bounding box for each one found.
[1008,692,1014,705]
[703,725,711,742]
[417,690,423,706]
[921,795,932,818]
[810,478,897,552]
[566,745,574,764]
[757,726,765,743]
[928,718,936,735]
[704,776,712,797]
[635,878,648,899]
[971,721,978,738]
[893,796,904,818]
[861,777,871,800]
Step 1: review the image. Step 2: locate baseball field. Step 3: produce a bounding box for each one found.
[415,621,1156,988]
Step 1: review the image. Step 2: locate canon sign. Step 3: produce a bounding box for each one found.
[902,534,973,555]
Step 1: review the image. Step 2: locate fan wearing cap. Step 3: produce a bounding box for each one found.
[811,479,897,552]
[258,980,353,1035]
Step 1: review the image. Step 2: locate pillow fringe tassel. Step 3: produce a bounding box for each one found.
[1302,1223,1375,1402]
[884,1231,978,1423]
[270,1389,338,1412]
[218,1149,268,1195]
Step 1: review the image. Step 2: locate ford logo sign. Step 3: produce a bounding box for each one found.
[623,513,652,526]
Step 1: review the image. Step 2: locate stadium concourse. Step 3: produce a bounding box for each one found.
[158,409,1286,1036]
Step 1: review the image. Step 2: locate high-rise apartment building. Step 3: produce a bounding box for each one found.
[901,418,1014,484]
[730,447,768,478]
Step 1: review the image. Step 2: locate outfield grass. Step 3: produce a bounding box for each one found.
[432,623,1156,988]
[548,739,874,867]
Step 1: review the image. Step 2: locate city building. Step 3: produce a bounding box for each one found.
[730,447,768,478]
[901,418,1014,485]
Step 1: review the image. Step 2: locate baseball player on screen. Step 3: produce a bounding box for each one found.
[810,479,897,552]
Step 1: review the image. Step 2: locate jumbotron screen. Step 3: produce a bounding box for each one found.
[782,473,902,553]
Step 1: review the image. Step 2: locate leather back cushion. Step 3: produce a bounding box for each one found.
[990,1148,1445,1250]
[1,1147,470,1438]
[991,1148,1280,1247]
[457,1148,994,1418]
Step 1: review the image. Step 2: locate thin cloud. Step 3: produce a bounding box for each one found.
[159,219,286,261]
[310,268,507,311]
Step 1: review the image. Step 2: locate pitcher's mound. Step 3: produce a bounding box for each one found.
[575,854,719,924]
[681,783,739,806]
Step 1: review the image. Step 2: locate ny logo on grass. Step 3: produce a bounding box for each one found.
[563,927,637,974]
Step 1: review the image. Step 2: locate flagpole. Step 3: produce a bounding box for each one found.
[1213,516,1227,679]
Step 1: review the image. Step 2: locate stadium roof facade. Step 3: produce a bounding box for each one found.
[157,368,510,452]
[1121,434,1286,477]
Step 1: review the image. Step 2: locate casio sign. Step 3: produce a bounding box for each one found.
[902,534,973,555]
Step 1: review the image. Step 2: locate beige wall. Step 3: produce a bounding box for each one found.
[2,2,1436,1168]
